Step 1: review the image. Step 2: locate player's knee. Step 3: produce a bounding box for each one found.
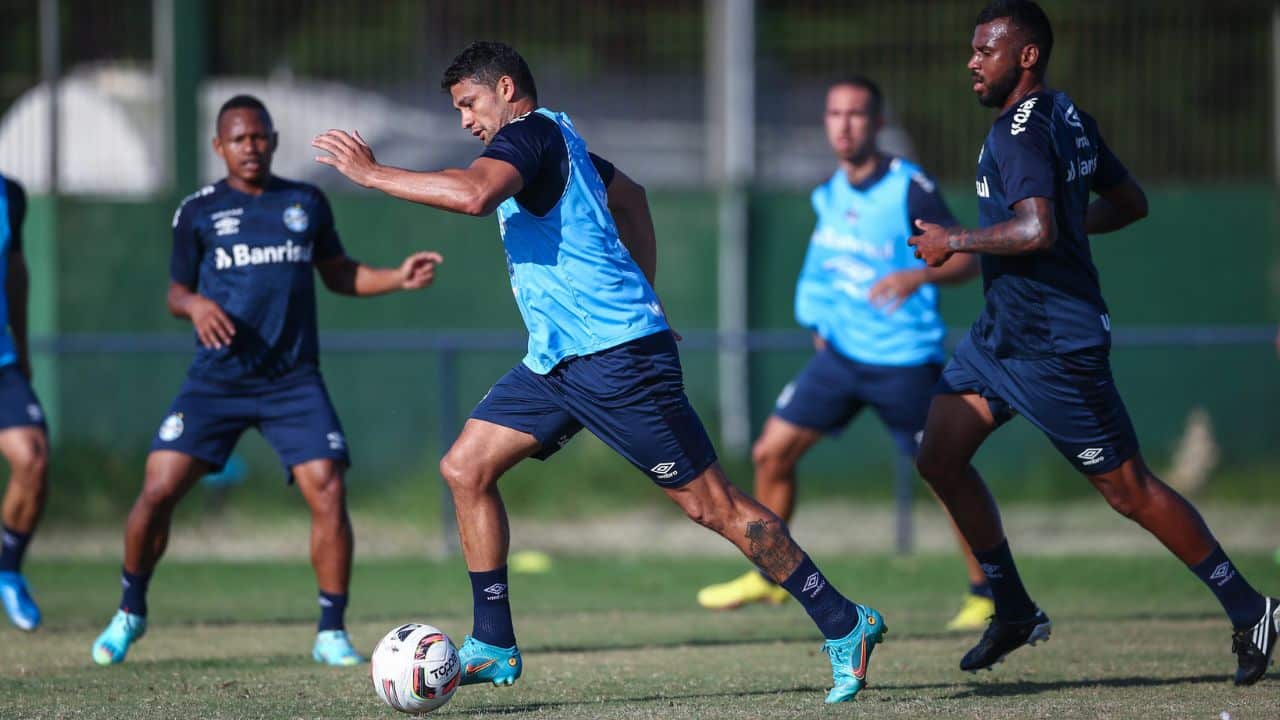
[6,440,48,485]
[306,469,346,514]
[751,440,792,476]
[914,450,946,485]
[1092,472,1150,519]
[439,451,493,496]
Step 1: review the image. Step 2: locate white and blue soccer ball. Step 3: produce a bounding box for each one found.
[371,623,461,714]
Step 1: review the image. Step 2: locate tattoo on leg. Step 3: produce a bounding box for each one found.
[744,519,803,581]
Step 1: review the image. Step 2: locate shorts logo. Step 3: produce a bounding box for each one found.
[980,563,1004,580]
[650,462,678,480]
[1209,561,1235,586]
[283,204,309,233]
[775,383,796,410]
[326,431,346,451]
[482,583,508,601]
[1077,447,1105,466]
[801,572,825,597]
[25,403,42,422]
[158,413,184,442]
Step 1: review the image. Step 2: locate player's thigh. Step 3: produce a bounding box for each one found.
[466,363,582,466]
[141,450,213,505]
[772,348,865,436]
[150,379,253,474]
[864,362,942,457]
[442,418,545,485]
[917,392,999,475]
[256,379,350,480]
[752,415,823,468]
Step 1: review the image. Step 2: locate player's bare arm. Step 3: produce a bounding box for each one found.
[166,281,235,350]
[909,196,1055,267]
[1086,176,1148,235]
[315,252,443,297]
[6,246,30,379]
[869,254,979,311]
[605,169,657,286]
[312,130,523,217]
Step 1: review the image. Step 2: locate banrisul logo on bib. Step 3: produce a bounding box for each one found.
[283,204,309,232]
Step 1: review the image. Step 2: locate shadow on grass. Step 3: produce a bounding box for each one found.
[938,673,1230,698]
[449,684,830,716]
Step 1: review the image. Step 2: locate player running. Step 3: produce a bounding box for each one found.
[90,95,442,667]
[694,77,992,631]
[909,0,1279,683]
[314,41,886,703]
[0,174,51,632]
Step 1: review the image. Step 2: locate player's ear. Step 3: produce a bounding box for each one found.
[1020,43,1040,73]
[498,75,516,103]
[212,135,224,160]
[269,130,279,152]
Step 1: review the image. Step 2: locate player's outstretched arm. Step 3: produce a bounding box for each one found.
[167,281,235,350]
[315,252,442,297]
[1086,177,1148,235]
[605,169,657,286]
[869,254,979,312]
[312,130,522,217]
[909,197,1056,267]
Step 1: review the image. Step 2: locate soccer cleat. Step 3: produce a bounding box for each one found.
[821,605,888,703]
[0,571,41,631]
[1232,596,1280,686]
[91,609,147,665]
[456,635,522,687]
[696,570,790,610]
[945,593,996,632]
[313,629,365,666]
[960,608,1051,672]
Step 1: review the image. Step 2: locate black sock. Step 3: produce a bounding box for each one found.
[779,554,859,639]
[318,591,348,632]
[0,525,31,573]
[469,566,516,648]
[1189,545,1267,630]
[119,568,152,617]
[972,539,1037,621]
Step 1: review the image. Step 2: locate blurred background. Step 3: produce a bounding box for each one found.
[0,0,1275,551]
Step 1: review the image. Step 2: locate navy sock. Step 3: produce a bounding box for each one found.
[972,539,1037,621]
[1190,545,1267,630]
[779,555,858,639]
[318,591,348,632]
[0,525,31,573]
[119,568,152,617]
[969,581,993,599]
[469,566,516,648]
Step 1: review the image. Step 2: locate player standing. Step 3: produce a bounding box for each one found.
[909,0,1279,683]
[694,77,993,631]
[0,174,51,632]
[90,95,442,666]
[314,42,886,703]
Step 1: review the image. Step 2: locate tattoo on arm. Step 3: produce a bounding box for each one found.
[946,197,1055,256]
[744,519,804,582]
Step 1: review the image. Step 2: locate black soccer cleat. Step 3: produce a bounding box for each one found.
[960,608,1051,672]
[1232,596,1280,686]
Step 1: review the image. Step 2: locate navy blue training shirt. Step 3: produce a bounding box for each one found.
[170,177,345,388]
[973,90,1128,358]
[481,111,616,216]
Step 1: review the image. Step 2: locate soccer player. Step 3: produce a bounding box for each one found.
[909,0,1279,683]
[695,78,993,631]
[90,95,442,666]
[0,174,51,632]
[314,42,885,703]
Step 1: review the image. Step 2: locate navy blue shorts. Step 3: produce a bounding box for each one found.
[471,331,718,488]
[938,333,1139,474]
[774,348,939,457]
[150,373,349,479]
[0,364,46,431]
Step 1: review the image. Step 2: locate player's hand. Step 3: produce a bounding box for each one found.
[312,130,379,188]
[188,296,236,350]
[812,333,827,352]
[869,269,925,313]
[400,251,443,290]
[908,220,955,267]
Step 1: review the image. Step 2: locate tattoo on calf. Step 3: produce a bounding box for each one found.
[744,519,803,581]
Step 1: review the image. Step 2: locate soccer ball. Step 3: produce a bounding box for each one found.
[370,623,461,714]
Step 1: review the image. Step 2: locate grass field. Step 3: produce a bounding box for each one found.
[1,554,1278,719]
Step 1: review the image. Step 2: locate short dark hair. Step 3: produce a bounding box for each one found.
[830,76,883,116]
[440,41,538,103]
[975,0,1054,76]
[216,94,272,128]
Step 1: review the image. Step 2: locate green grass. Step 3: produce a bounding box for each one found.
[2,554,1278,719]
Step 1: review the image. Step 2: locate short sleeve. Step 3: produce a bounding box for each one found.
[169,199,202,289]
[310,191,345,262]
[993,116,1056,209]
[589,152,616,187]
[907,171,956,233]
[1089,129,1129,193]
[481,115,558,188]
[5,178,25,253]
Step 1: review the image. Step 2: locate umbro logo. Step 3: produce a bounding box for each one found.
[801,572,825,598]
[483,583,508,600]
[980,563,1004,580]
[1209,561,1235,587]
[1077,448,1105,466]
[651,462,678,480]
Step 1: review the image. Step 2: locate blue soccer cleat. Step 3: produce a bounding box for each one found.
[0,571,41,631]
[456,635,522,687]
[313,629,365,666]
[91,609,147,665]
[821,605,888,703]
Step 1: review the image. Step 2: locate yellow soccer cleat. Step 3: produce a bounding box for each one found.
[697,570,790,610]
[946,593,996,632]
